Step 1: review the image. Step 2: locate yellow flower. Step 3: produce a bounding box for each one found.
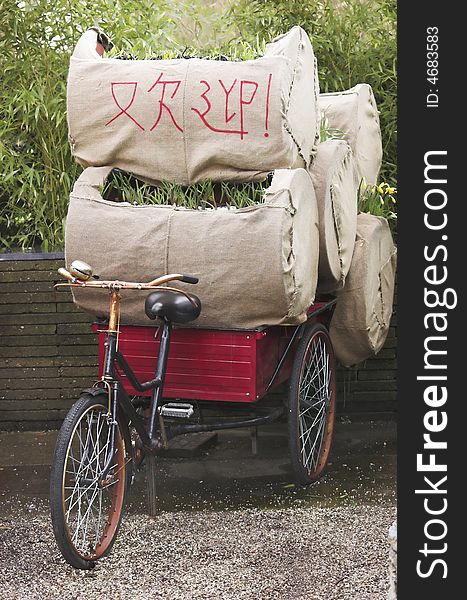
[386,186,395,195]
[377,185,384,194]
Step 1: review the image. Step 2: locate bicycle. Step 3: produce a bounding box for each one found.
[50,260,337,569]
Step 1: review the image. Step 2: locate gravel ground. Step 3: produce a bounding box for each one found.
[0,503,395,600]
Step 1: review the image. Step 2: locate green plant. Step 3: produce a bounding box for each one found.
[319,115,345,143]
[107,36,265,61]
[0,0,77,250]
[101,170,269,210]
[357,179,397,232]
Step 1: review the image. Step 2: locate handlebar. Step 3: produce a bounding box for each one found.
[55,265,198,291]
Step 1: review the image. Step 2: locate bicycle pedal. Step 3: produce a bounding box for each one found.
[160,403,194,419]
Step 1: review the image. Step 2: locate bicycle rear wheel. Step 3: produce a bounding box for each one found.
[288,323,336,485]
[50,394,129,569]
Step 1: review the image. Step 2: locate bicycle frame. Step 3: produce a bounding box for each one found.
[98,290,169,452]
[93,289,288,461]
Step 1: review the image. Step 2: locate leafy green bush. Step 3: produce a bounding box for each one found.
[1,0,76,250]
[0,0,396,251]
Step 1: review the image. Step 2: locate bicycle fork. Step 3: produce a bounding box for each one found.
[77,382,119,488]
[79,291,126,486]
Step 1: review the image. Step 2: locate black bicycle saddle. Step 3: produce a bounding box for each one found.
[145,289,201,324]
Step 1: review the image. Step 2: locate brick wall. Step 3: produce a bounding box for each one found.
[0,254,397,430]
[0,256,97,429]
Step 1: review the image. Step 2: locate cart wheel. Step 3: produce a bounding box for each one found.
[288,323,336,485]
[50,395,130,569]
[145,454,158,517]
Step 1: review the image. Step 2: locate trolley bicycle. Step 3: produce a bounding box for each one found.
[50,260,337,569]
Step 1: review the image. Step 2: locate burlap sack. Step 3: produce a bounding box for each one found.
[67,27,320,186]
[308,139,359,294]
[329,213,397,367]
[65,167,319,330]
[318,84,382,185]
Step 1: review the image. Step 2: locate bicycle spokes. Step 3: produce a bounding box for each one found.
[61,405,125,559]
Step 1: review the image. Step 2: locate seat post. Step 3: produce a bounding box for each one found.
[147,318,171,443]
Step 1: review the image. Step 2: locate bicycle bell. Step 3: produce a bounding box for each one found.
[69,260,93,281]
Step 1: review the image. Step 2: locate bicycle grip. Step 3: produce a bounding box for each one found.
[58,267,73,281]
[180,275,199,284]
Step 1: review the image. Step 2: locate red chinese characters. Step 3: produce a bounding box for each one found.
[105,82,145,131]
[147,73,184,132]
[105,72,273,139]
[191,78,261,139]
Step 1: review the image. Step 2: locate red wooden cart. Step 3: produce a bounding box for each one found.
[94,301,334,404]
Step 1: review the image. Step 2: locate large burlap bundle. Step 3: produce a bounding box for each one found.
[67,27,320,186]
[330,213,397,367]
[318,84,382,185]
[65,167,319,329]
[308,139,359,294]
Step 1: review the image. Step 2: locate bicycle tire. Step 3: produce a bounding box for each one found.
[288,323,337,485]
[50,394,130,569]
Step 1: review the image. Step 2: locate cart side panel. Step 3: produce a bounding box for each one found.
[255,326,295,399]
[254,303,336,398]
[95,325,265,403]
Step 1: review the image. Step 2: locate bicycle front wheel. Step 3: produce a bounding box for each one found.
[50,394,129,569]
